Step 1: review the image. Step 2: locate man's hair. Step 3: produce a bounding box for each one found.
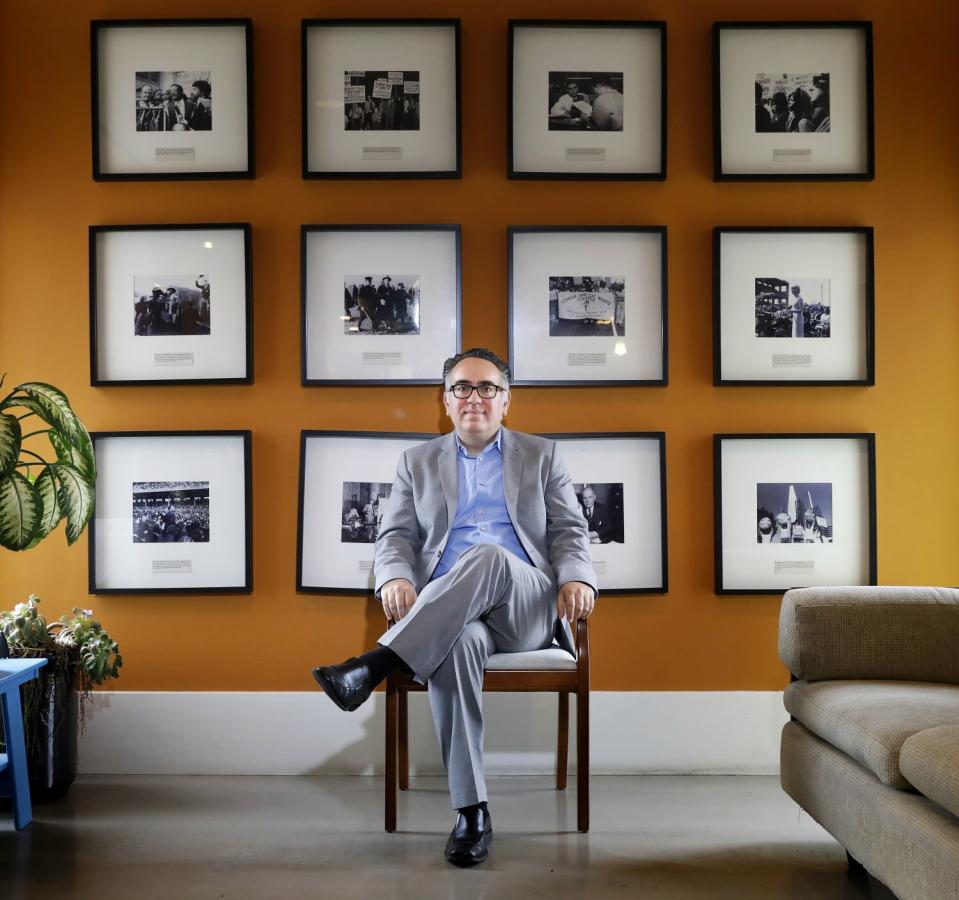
[192,80,212,97]
[442,347,511,387]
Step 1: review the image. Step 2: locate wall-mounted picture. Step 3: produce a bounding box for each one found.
[303,20,460,178]
[714,433,876,595]
[713,22,873,180]
[302,226,460,385]
[509,20,665,180]
[548,71,624,131]
[714,227,873,385]
[92,19,252,179]
[344,70,420,130]
[90,224,252,386]
[509,227,666,385]
[298,432,433,593]
[90,431,252,594]
[549,434,666,594]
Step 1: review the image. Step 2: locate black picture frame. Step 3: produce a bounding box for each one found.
[713,226,875,386]
[713,433,877,596]
[89,430,253,595]
[508,226,668,386]
[89,223,254,386]
[301,18,462,179]
[508,19,667,181]
[297,430,436,594]
[91,18,255,181]
[712,21,875,181]
[543,432,668,595]
[300,225,462,385]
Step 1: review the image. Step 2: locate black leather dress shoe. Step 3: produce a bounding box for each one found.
[444,807,493,867]
[311,658,375,712]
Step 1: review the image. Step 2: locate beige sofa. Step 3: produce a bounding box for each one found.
[778,586,959,900]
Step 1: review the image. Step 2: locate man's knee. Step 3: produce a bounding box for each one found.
[447,621,493,666]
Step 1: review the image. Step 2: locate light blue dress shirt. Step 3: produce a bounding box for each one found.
[431,430,532,580]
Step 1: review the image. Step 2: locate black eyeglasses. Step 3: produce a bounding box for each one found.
[447,382,506,400]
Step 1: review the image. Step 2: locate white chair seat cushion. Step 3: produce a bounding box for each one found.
[485,646,576,670]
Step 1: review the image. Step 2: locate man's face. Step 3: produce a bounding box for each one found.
[582,489,595,508]
[566,82,578,96]
[190,86,201,101]
[170,85,183,100]
[758,517,772,533]
[443,358,510,446]
[791,285,800,297]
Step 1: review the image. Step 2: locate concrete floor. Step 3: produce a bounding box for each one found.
[1,775,896,900]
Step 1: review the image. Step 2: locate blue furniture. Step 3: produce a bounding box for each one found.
[0,658,48,830]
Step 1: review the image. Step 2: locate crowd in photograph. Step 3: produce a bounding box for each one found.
[342,496,387,543]
[134,279,210,337]
[755,297,831,338]
[133,504,210,543]
[344,276,420,335]
[756,508,832,544]
[755,73,830,133]
[136,77,212,131]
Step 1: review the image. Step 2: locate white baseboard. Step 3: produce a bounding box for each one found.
[78,691,788,777]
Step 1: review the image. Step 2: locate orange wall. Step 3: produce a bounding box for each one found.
[2,1,958,692]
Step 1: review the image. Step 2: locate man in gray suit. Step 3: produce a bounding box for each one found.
[313,347,596,866]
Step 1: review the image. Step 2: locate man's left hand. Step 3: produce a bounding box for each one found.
[557,581,595,621]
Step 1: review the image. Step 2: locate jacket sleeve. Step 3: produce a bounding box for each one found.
[373,449,421,595]
[544,441,599,597]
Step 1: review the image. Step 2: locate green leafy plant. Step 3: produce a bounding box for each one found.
[0,378,96,550]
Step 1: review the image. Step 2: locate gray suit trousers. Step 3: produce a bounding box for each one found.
[377,543,556,808]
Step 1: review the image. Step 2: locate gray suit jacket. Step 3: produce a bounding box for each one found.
[374,428,597,656]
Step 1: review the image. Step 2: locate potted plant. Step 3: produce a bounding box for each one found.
[0,378,108,800]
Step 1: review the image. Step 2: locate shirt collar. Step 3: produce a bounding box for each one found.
[454,429,502,459]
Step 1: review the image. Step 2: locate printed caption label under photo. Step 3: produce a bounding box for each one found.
[772,354,812,368]
[155,147,197,162]
[567,352,607,368]
[154,352,195,367]
[772,148,812,163]
[358,560,375,574]
[362,352,403,367]
[774,560,815,575]
[152,559,193,575]
[362,147,402,161]
[566,148,606,162]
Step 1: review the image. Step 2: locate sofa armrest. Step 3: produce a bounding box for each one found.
[779,586,959,683]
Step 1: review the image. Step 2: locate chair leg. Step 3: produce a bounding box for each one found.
[556,692,569,790]
[398,688,409,791]
[576,681,589,833]
[385,677,397,833]
[0,688,34,831]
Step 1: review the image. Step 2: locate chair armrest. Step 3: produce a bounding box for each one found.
[576,617,590,685]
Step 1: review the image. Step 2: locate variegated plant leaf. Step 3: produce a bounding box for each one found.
[29,466,63,545]
[0,470,41,550]
[1,382,81,443]
[0,412,21,478]
[53,463,96,545]
[49,425,96,481]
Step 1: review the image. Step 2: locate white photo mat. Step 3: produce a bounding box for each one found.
[718,230,869,382]
[510,230,664,383]
[299,434,428,591]
[92,434,250,591]
[303,228,459,383]
[511,24,663,176]
[552,435,665,593]
[93,227,249,382]
[717,25,870,176]
[95,23,250,176]
[717,436,873,592]
[304,23,458,174]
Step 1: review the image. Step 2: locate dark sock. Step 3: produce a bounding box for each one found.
[457,801,488,815]
[361,645,412,685]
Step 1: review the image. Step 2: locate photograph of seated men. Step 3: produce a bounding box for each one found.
[313,347,597,867]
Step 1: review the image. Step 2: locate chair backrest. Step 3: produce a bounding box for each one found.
[779,586,959,684]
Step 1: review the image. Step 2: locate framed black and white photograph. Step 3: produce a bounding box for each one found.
[548,433,667,594]
[89,431,252,594]
[509,227,667,385]
[714,433,877,595]
[301,226,460,385]
[302,19,461,179]
[91,19,253,180]
[713,227,874,385]
[297,431,433,593]
[509,20,665,180]
[90,224,253,385]
[713,22,874,180]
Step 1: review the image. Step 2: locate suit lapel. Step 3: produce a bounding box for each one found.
[438,432,458,528]
[501,427,524,530]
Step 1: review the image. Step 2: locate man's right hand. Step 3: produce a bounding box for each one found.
[380,578,418,623]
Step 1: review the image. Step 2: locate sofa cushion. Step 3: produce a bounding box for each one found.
[900,725,959,819]
[784,680,959,789]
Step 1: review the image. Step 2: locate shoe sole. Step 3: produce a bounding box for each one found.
[312,667,361,712]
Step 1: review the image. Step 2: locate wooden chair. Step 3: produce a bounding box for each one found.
[385,617,589,833]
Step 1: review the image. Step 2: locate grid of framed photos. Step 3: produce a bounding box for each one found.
[713,227,874,386]
[509,20,666,180]
[713,434,876,595]
[509,227,667,385]
[90,224,253,386]
[91,19,254,180]
[713,21,874,181]
[302,19,461,179]
[301,226,461,385]
[89,431,253,594]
